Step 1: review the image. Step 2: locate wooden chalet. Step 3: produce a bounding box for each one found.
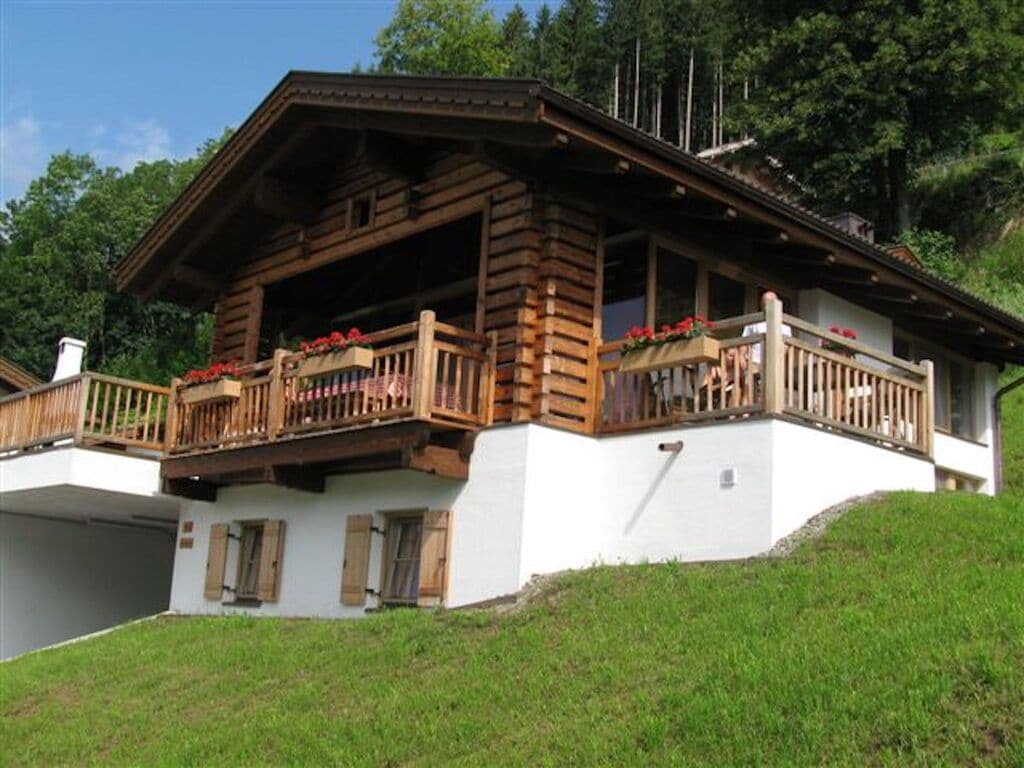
[3,73,1023,617]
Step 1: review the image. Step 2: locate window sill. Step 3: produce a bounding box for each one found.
[223,598,263,608]
[934,428,988,448]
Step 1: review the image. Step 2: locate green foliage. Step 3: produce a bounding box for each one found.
[373,0,509,76]
[900,228,1024,320]
[737,0,1024,238]
[501,4,534,77]
[2,493,1023,764]
[1002,368,1024,493]
[914,137,1024,249]
[549,0,607,103]
[0,133,229,384]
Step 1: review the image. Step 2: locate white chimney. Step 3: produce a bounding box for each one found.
[52,337,86,381]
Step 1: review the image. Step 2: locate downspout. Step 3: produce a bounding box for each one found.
[993,373,1024,493]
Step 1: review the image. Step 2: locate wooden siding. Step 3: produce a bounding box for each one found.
[208,151,568,428]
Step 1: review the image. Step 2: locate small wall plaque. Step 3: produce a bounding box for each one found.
[179,537,195,549]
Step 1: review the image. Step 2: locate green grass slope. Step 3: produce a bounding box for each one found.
[2,492,1023,767]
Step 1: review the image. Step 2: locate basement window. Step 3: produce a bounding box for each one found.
[236,522,265,601]
[382,514,424,605]
[350,194,373,230]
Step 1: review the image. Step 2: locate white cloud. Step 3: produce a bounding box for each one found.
[94,118,173,170]
[0,115,44,200]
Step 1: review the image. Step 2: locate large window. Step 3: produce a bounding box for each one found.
[655,248,697,327]
[259,215,483,357]
[601,234,648,341]
[894,336,976,439]
[708,271,747,321]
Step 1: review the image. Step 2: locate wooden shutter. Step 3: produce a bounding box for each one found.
[204,523,229,601]
[417,510,451,607]
[256,520,286,602]
[340,514,373,606]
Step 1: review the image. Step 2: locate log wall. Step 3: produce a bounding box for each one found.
[209,152,603,433]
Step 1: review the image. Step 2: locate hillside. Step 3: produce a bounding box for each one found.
[2,493,1022,766]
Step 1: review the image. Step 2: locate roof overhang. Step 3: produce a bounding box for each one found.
[115,72,1024,365]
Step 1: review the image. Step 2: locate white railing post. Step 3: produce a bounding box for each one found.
[762,292,785,415]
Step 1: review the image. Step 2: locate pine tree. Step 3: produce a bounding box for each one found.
[501,4,534,77]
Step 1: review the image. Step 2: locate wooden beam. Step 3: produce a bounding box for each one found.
[161,421,432,480]
[172,264,223,294]
[561,154,631,175]
[252,176,321,226]
[162,477,218,502]
[140,123,316,299]
[403,444,470,481]
[265,465,326,493]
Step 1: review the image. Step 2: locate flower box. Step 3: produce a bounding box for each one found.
[621,336,721,373]
[181,378,242,405]
[297,346,374,378]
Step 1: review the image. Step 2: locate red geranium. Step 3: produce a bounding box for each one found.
[182,361,242,386]
[623,315,715,352]
[300,328,372,358]
[823,325,858,352]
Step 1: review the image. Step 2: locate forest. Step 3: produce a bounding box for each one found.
[1,0,1021,385]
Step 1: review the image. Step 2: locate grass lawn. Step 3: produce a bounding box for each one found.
[2,492,1023,766]
[1001,367,1024,493]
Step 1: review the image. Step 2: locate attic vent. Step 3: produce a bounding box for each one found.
[826,212,874,244]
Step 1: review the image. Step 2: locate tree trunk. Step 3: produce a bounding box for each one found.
[685,49,694,152]
[888,149,911,235]
[612,62,619,118]
[633,38,641,128]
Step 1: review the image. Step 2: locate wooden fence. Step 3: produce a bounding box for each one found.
[167,311,496,456]
[595,296,934,456]
[0,373,170,455]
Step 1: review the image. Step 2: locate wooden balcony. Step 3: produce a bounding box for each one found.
[597,296,934,457]
[160,312,497,497]
[0,373,171,457]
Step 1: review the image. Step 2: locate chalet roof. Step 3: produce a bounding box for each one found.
[0,356,42,392]
[115,71,1024,364]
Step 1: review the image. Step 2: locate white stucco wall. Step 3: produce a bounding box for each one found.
[769,419,933,541]
[797,288,893,366]
[170,425,532,616]
[0,512,175,660]
[170,417,946,619]
[595,420,775,564]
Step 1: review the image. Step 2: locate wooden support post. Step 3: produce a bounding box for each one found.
[763,293,785,415]
[266,349,287,441]
[73,374,91,444]
[484,330,498,425]
[164,377,181,453]
[922,359,935,458]
[412,310,437,420]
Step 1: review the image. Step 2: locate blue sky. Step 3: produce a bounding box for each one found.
[1,0,552,203]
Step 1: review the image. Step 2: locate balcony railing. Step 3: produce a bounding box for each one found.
[0,302,934,463]
[166,311,497,457]
[596,296,934,456]
[0,373,171,456]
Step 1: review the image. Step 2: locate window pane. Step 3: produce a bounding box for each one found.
[708,272,746,320]
[602,236,648,341]
[238,526,263,598]
[386,518,423,602]
[949,361,974,438]
[655,248,697,327]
